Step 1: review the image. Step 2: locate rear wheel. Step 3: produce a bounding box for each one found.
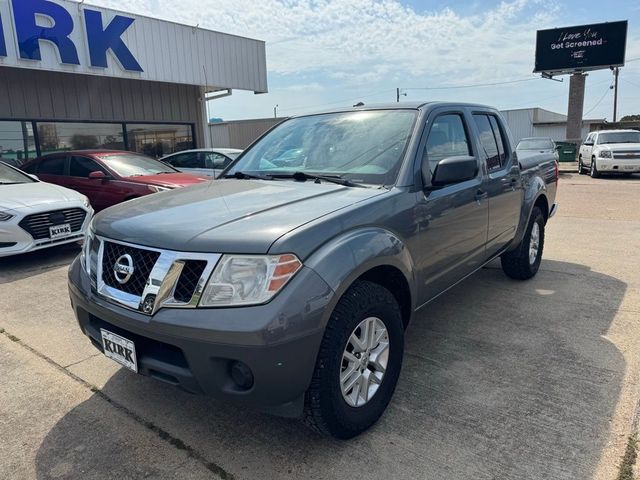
[303,281,404,439]
[501,206,545,280]
[590,157,600,178]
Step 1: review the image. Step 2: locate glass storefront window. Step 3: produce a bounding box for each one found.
[0,121,37,167]
[36,122,125,155]
[126,124,194,158]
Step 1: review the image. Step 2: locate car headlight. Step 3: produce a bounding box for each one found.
[598,150,612,158]
[199,254,302,307]
[82,195,91,209]
[148,185,171,193]
[0,211,14,221]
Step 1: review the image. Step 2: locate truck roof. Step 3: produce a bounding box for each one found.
[592,129,640,134]
[295,101,497,117]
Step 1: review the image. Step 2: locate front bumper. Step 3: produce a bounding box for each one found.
[595,158,640,173]
[68,258,334,417]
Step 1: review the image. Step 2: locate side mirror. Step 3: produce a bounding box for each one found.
[584,141,593,146]
[88,171,107,180]
[28,174,39,181]
[429,156,478,188]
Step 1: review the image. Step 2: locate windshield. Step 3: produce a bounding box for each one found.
[597,132,640,144]
[517,139,554,150]
[98,153,179,177]
[226,110,417,185]
[0,162,35,184]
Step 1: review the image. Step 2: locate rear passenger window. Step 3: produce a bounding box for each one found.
[38,157,66,175]
[167,152,201,169]
[473,114,506,171]
[423,114,471,175]
[209,153,232,169]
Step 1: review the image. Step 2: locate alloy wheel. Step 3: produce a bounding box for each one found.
[340,317,389,407]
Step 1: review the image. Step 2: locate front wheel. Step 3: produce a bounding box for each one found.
[501,206,545,280]
[303,281,404,439]
[590,157,600,178]
[578,156,585,174]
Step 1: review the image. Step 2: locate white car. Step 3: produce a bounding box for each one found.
[578,129,640,177]
[0,162,93,258]
[161,148,242,178]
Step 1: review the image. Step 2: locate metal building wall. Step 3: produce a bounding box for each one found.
[0,68,206,146]
[0,0,268,93]
[208,118,284,148]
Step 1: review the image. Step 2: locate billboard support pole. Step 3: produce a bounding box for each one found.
[566,73,587,145]
[613,67,619,122]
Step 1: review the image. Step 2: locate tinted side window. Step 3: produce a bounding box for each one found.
[423,114,471,175]
[22,162,36,174]
[69,156,103,177]
[209,153,232,169]
[488,116,507,167]
[168,152,200,168]
[473,115,501,171]
[38,157,66,175]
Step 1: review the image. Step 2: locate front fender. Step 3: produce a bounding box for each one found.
[508,174,548,251]
[304,227,417,328]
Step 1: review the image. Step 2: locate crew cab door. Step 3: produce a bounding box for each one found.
[581,133,595,164]
[413,109,489,305]
[471,111,522,256]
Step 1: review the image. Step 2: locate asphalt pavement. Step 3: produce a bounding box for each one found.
[1,172,639,480]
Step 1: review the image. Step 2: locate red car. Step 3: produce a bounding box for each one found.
[22,151,209,211]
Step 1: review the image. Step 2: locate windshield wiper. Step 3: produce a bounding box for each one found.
[274,171,366,188]
[226,171,275,181]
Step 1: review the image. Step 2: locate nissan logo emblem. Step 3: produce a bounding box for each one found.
[113,254,135,284]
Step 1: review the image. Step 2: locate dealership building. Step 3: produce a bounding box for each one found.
[0,0,267,163]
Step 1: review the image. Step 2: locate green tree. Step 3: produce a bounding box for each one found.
[620,114,640,122]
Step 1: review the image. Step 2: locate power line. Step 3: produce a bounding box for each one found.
[278,89,394,113]
[401,77,539,91]
[584,83,613,117]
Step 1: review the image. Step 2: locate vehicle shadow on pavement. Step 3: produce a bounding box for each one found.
[0,243,80,284]
[34,259,626,480]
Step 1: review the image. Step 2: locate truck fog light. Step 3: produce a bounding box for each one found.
[230,361,254,390]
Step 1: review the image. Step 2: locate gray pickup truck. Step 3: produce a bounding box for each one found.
[68,102,558,438]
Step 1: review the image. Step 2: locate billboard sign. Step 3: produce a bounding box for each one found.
[534,21,627,75]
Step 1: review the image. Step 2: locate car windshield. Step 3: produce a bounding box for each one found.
[226,110,417,185]
[98,153,179,177]
[517,139,554,150]
[0,162,35,184]
[598,132,640,144]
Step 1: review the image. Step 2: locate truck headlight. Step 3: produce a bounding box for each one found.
[199,254,302,307]
[598,150,612,158]
[80,221,96,274]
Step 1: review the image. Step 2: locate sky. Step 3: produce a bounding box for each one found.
[91,0,640,121]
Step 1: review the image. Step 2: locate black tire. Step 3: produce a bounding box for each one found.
[578,156,585,175]
[303,280,404,439]
[590,157,600,178]
[501,206,545,280]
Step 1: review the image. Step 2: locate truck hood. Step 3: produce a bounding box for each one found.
[0,181,85,210]
[94,179,386,253]
[597,143,640,151]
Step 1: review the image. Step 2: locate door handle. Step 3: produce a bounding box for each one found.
[475,189,488,204]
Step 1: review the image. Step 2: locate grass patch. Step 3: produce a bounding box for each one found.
[617,433,638,480]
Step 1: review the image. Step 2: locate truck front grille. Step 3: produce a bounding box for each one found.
[101,241,160,296]
[613,151,640,160]
[174,260,208,303]
[19,208,86,240]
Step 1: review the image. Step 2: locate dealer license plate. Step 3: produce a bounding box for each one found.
[100,328,138,373]
[49,223,72,240]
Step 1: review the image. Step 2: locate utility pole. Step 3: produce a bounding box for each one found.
[396,88,407,103]
[612,67,619,123]
[274,104,278,118]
